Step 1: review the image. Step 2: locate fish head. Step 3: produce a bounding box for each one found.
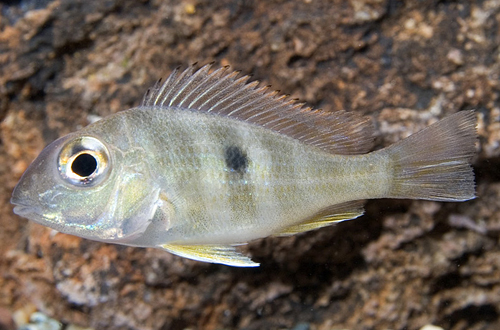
[11,131,161,243]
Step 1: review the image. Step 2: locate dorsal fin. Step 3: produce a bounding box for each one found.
[142,64,374,154]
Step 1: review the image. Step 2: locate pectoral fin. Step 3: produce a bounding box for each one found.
[159,243,260,267]
[275,201,365,236]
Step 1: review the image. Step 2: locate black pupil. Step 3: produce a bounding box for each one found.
[71,153,97,177]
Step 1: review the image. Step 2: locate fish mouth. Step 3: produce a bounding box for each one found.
[11,183,35,213]
[12,203,45,221]
[11,197,55,226]
[12,204,32,216]
[11,196,30,213]
[11,183,46,221]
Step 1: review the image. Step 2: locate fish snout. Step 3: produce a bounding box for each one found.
[11,174,40,216]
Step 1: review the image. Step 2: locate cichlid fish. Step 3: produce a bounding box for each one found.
[11,65,476,267]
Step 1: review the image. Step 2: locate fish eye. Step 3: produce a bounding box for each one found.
[71,153,98,177]
[58,136,111,187]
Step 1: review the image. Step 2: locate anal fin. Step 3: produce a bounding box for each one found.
[159,243,259,267]
[275,201,365,237]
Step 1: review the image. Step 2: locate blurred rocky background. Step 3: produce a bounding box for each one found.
[0,0,499,329]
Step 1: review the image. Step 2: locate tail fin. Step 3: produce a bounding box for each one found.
[384,111,476,202]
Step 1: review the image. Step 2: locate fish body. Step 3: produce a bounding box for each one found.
[11,65,477,267]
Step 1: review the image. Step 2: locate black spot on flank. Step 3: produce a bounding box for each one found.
[224,145,248,174]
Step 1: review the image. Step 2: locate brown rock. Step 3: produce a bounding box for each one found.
[1,1,499,329]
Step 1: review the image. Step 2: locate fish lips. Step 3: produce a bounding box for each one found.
[11,181,40,218]
[11,167,47,221]
[11,191,58,228]
[11,203,45,223]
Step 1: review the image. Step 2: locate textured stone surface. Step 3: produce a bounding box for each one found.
[1,0,499,329]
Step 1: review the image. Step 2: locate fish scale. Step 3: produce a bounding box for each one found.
[107,108,386,245]
[11,64,476,267]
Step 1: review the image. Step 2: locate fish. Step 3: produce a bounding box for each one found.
[11,64,477,267]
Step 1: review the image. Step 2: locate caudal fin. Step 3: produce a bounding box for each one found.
[384,111,476,202]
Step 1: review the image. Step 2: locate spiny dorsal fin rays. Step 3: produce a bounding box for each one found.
[194,70,242,112]
[171,64,213,108]
[182,66,232,109]
[142,77,163,106]
[142,63,374,155]
[200,74,252,113]
[225,85,276,117]
[166,65,234,111]
[210,80,261,115]
[142,67,184,107]
[185,68,243,109]
[162,66,198,107]
[152,67,182,106]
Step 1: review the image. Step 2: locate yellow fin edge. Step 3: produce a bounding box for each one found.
[275,201,365,237]
[159,243,259,267]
